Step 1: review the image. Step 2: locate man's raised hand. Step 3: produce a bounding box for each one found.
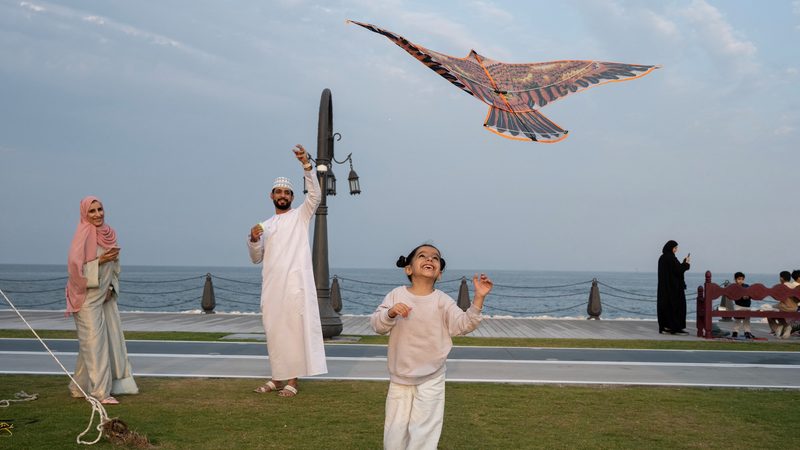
[293,144,310,165]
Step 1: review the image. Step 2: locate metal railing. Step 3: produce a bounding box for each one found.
[0,273,697,318]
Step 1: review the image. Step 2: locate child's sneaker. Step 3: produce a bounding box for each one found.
[744,332,755,339]
[731,332,738,338]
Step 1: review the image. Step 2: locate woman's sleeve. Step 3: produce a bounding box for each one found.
[83,259,99,289]
[370,292,397,335]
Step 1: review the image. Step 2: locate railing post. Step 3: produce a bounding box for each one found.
[201,273,216,314]
[704,271,713,339]
[587,278,601,320]
[696,285,704,337]
[718,280,732,322]
[457,277,470,311]
[330,276,342,313]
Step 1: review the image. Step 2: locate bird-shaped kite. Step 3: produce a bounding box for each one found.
[348,20,660,143]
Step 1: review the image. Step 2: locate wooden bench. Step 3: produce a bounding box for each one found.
[696,271,800,338]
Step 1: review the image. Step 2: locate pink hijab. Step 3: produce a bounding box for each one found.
[65,196,118,313]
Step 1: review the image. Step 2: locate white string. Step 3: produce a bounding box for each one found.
[0,287,109,445]
[0,391,38,407]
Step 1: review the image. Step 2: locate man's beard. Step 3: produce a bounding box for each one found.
[273,199,291,211]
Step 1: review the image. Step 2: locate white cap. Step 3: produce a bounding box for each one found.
[272,177,293,191]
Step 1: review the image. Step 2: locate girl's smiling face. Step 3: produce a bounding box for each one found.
[405,245,442,281]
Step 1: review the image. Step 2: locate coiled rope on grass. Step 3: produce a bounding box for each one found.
[0,287,151,446]
[0,391,38,408]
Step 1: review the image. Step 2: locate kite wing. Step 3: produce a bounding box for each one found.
[348,20,660,143]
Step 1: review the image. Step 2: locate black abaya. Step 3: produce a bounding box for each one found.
[657,249,690,332]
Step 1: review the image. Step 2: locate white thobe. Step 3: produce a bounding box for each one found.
[248,168,327,380]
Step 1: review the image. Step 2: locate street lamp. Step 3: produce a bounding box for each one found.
[311,88,361,338]
[304,134,361,197]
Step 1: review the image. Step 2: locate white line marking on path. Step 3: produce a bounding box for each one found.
[3,351,799,369]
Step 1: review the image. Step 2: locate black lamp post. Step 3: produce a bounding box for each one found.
[311,88,361,338]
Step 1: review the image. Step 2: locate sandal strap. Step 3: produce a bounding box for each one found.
[101,396,119,405]
[254,380,279,393]
[281,385,298,395]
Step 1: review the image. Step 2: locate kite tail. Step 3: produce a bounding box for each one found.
[483,107,568,143]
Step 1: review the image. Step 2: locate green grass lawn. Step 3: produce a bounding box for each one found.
[1,375,798,449]
[2,330,799,448]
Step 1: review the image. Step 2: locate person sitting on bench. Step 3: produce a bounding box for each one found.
[731,272,755,339]
[767,271,799,339]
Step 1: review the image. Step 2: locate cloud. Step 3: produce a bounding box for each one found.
[575,0,759,78]
[773,125,795,136]
[794,0,800,29]
[0,144,19,154]
[641,9,679,39]
[680,0,758,74]
[346,0,486,53]
[469,1,513,22]
[20,1,44,13]
[564,0,682,61]
[16,1,216,61]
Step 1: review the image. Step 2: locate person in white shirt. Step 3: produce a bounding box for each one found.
[370,244,493,450]
[248,145,327,397]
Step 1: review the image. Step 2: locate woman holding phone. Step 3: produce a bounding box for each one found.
[66,196,138,405]
[657,240,691,335]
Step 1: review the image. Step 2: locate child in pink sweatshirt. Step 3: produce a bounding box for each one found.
[370,243,493,450]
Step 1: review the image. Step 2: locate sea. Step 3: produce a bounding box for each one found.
[0,264,778,320]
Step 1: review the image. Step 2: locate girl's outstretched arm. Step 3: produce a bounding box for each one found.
[471,273,493,310]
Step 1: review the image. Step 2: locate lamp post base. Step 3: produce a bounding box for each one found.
[321,320,343,339]
[317,290,343,338]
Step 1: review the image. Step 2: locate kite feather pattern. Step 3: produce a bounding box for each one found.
[348,20,660,143]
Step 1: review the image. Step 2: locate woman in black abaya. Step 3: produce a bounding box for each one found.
[657,240,691,335]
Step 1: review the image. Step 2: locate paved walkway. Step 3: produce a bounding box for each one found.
[3,310,798,388]
[0,309,787,341]
[4,339,799,388]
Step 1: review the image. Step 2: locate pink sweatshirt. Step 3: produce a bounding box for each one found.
[370,286,483,385]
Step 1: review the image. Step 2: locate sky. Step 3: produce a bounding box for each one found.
[0,0,798,274]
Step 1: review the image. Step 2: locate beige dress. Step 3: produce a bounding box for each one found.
[69,247,138,400]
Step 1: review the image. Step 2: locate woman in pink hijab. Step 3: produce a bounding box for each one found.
[66,196,138,405]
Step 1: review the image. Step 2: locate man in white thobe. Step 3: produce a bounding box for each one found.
[248,144,327,397]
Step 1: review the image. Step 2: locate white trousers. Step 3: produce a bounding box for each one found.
[384,373,446,450]
[732,305,751,333]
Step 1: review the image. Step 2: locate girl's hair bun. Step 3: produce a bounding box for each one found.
[395,256,407,268]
